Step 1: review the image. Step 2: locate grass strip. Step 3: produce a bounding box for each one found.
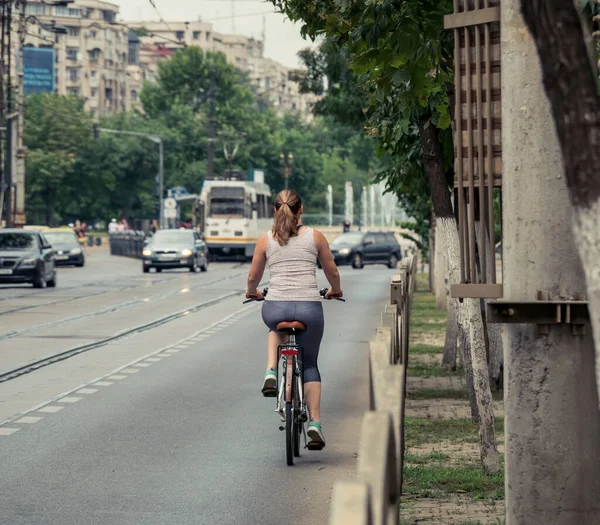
[405,417,505,447]
[407,388,504,401]
[403,462,504,500]
[409,343,444,354]
[407,362,464,378]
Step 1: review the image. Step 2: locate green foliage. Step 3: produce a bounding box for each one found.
[24,47,375,224]
[25,94,93,224]
[274,0,459,248]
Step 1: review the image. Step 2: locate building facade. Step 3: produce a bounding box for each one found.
[125,19,315,120]
[20,2,316,119]
[23,0,129,115]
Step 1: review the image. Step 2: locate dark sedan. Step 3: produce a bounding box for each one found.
[44,229,85,267]
[329,231,402,269]
[0,230,57,287]
[142,229,209,273]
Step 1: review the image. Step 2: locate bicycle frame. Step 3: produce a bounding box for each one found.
[276,333,305,416]
[276,332,308,460]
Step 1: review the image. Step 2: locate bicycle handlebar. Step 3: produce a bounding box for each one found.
[243,287,345,303]
[243,287,269,304]
[319,288,346,302]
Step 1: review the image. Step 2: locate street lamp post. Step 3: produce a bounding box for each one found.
[279,152,293,189]
[94,127,164,228]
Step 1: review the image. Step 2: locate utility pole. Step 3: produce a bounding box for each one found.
[2,1,13,227]
[500,1,600,523]
[13,0,27,227]
[206,60,216,180]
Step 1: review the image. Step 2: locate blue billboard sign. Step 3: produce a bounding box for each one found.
[23,48,55,95]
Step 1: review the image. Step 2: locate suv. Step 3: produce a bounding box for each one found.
[329,231,402,269]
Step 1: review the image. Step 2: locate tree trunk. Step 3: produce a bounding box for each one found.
[520,0,600,413]
[502,1,600,522]
[439,223,458,371]
[434,224,447,310]
[442,285,458,371]
[419,121,498,472]
[475,221,504,390]
[428,224,434,293]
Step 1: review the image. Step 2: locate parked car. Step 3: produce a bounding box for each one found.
[44,228,85,267]
[142,229,209,273]
[0,229,57,287]
[329,231,402,269]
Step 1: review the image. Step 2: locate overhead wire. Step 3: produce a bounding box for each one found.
[147,0,182,44]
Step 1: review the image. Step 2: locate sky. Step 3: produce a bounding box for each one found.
[113,0,317,69]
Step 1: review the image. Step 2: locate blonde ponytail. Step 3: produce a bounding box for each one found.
[272,189,302,246]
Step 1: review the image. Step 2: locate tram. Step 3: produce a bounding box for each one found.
[197,171,272,260]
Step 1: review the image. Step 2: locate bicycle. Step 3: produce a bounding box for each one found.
[244,287,345,465]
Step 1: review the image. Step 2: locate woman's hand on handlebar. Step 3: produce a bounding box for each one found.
[320,288,344,300]
[245,289,264,300]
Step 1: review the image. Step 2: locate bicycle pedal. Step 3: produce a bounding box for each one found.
[307,442,325,451]
[262,388,277,397]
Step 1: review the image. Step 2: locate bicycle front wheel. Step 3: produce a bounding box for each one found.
[285,402,294,466]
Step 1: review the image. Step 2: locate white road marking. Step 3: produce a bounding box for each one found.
[58,397,82,404]
[134,363,152,367]
[76,388,98,395]
[156,353,172,358]
[0,303,255,429]
[166,349,181,353]
[122,368,140,374]
[37,406,64,413]
[16,416,43,424]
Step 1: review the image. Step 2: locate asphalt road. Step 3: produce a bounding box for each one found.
[0,249,394,525]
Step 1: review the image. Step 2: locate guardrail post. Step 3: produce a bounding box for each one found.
[369,339,405,493]
[383,304,399,363]
[357,412,399,525]
[329,481,373,525]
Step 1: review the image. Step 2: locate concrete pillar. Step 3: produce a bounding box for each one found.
[501,1,600,523]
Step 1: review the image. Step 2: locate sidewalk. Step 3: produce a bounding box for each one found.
[401,274,505,525]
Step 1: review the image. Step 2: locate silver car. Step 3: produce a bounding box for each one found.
[142,229,209,273]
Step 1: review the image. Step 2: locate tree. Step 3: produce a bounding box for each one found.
[24,94,92,225]
[275,0,500,473]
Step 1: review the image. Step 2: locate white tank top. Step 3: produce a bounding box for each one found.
[265,227,321,302]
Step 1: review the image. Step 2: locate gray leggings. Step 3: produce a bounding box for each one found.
[261,300,324,383]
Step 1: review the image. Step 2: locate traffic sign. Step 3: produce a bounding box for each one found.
[164,198,177,209]
[164,208,177,219]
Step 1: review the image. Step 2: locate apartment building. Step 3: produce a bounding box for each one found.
[23,0,129,115]
[125,19,314,120]
[20,1,316,119]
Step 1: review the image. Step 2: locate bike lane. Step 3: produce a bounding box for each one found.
[0,267,392,525]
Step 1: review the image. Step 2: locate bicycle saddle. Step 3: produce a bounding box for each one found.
[276,321,306,332]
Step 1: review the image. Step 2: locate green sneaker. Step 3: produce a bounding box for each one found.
[307,420,325,450]
[261,368,277,397]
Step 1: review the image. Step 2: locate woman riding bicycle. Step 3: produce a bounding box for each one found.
[246,189,343,448]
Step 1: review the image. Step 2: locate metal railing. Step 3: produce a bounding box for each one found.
[329,256,417,525]
[109,231,146,259]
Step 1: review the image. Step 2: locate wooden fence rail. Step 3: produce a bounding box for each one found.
[329,256,417,525]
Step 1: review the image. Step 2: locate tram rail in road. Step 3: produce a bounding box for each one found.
[0,288,246,384]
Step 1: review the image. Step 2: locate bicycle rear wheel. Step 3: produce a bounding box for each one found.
[293,375,301,458]
[285,402,294,466]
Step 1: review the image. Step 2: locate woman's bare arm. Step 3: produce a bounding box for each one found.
[246,234,269,297]
[314,230,342,297]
